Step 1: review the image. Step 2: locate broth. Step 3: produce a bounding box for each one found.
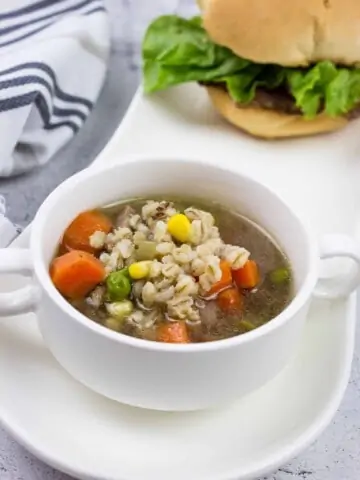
[52,197,293,343]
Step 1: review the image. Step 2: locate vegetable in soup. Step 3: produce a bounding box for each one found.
[50,198,293,343]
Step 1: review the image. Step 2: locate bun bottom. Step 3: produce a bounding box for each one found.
[205,86,348,139]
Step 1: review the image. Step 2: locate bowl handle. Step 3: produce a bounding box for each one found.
[314,234,360,299]
[0,249,41,316]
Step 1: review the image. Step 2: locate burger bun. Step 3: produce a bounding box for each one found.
[205,86,348,139]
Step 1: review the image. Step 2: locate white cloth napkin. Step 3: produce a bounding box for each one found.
[0,0,109,177]
[0,0,109,246]
[0,197,20,247]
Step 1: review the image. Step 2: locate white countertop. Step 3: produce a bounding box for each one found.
[0,1,359,479]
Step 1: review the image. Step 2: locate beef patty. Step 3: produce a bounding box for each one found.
[204,83,360,120]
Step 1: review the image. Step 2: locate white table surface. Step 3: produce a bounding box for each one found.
[0,1,359,479]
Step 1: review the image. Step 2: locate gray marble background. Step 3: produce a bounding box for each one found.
[0,1,359,479]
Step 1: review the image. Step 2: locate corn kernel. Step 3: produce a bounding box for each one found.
[167,214,191,243]
[128,261,151,280]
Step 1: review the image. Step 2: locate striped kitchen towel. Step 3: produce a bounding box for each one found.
[0,0,109,177]
[0,197,21,247]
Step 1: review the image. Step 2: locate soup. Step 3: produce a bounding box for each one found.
[50,198,293,343]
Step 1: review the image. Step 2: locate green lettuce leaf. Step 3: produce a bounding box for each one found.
[142,15,360,118]
[221,65,286,104]
[142,15,250,92]
[286,62,360,117]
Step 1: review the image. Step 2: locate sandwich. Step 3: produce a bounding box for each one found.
[142,0,360,139]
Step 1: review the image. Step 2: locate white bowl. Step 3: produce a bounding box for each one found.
[0,157,360,411]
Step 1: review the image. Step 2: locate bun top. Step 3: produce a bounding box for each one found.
[199,0,360,66]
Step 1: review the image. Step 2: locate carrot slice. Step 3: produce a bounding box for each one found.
[157,321,190,344]
[50,250,106,299]
[62,210,112,253]
[232,260,259,289]
[217,287,243,312]
[206,260,233,296]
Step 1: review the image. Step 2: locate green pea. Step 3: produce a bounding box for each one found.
[106,269,132,301]
[119,267,130,278]
[269,268,290,285]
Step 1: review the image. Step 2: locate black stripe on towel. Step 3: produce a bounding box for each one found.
[0,0,75,20]
[85,6,106,15]
[0,75,87,122]
[0,91,36,111]
[0,0,99,37]
[35,95,80,132]
[0,3,104,49]
[0,91,79,133]
[0,62,93,109]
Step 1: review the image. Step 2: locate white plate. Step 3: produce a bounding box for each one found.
[0,84,359,480]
